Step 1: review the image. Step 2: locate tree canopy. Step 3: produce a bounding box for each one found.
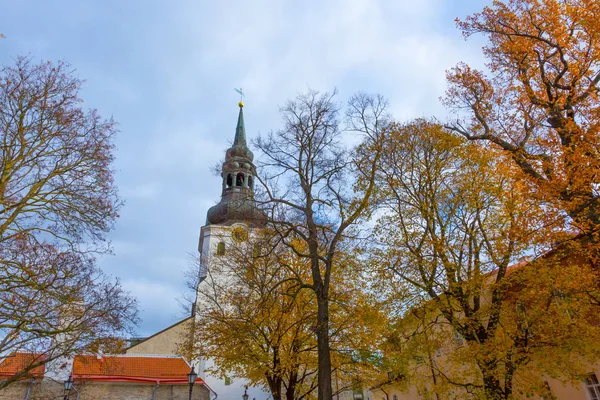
[444,0,600,237]
[0,57,137,387]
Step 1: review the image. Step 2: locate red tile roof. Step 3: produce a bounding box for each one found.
[73,355,205,384]
[0,352,45,378]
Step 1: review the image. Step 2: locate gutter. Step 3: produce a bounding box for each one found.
[23,378,34,400]
[73,375,204,384]
[204,382,218,400]
[71,375,216,398]
[152,381,160,400]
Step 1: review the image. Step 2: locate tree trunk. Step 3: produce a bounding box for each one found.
[267,347,283,400]
[316,294,332,400]
[267,375,283,400]
[480,364,506,400]
[286,367,298,400]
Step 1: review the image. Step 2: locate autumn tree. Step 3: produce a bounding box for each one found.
[254,90,388,400]
[0,56,137,387]
[371,120,600,399]
[444,0,600,239]
[188,234,319,400]
[187,230,386,400]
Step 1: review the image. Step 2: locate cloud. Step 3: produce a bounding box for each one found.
[120,182,161,200]
[123,279,185,336]
[0,0,491,339]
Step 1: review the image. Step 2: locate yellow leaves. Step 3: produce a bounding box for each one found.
[447,0,600,238]
[192,235,320,392]
[370,109,600,397]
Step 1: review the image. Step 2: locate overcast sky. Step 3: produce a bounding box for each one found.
[0,0,490,339]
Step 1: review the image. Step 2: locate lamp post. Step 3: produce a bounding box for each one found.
[188,365,198,400]
[242,386,249,400]
[63,376,73,400]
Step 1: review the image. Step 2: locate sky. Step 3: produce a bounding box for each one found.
[1,0,490,354]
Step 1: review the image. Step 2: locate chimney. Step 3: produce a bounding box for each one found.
[44,302,84,382]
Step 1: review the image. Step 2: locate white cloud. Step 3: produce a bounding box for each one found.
[124,279,185,334]
[1,0,491,337]
[121,182,161,200]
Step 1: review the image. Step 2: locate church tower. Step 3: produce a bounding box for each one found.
[196,101,266,285]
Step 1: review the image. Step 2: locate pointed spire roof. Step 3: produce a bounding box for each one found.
[226,101,254,162]
[234,102,246,146]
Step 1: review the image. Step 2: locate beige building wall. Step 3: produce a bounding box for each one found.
[0,379,210,400]
[76,381,210,400]
[126,317,192,355]
[375,365,600,400]
[543,368,599,400]
[0,380,62,400]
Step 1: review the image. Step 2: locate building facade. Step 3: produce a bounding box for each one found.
[0,352,210,400]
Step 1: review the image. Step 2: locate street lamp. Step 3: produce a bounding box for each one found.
[188,365,198,400]
[63,376,73,400]
[242,386,249,400]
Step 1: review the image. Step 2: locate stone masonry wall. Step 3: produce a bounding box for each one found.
[0,379,210,400]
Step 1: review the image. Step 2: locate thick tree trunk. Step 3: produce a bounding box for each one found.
[285,366,298,400]
[267,347,283,400]
[267,376,283,400]
[480,364,506,400]
[316,295,332,400]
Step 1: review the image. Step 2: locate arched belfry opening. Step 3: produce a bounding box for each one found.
[226,174,233,188]
[236,173,244,187]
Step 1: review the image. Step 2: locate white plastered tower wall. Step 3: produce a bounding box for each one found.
[197,222,260,284]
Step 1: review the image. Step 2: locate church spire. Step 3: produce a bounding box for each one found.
[234,102,247,147]
[205,101,266,227]
[224,102,254,163]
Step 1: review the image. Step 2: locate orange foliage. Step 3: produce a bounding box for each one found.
[444,0,600,238]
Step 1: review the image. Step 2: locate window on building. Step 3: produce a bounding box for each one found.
[516,301,527,316]
[452,331,465,347]
[387,372,404,382]
[393,395,398,400]
[539,381,554,400]
[248,176,253,189]
[252,244,261,258]
[585,373,600,400]
[216,242,225,256]
[226,174,233,188]
[552,288,573,319]
[516,301,530,333]
[236,173,244,187]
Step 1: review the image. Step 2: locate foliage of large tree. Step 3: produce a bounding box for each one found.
[254,90,388,400]
[189,235,319,400]
[188,232,385,400]
[0,57,137,387]
[444,0,600,239]
[371,120,600,400]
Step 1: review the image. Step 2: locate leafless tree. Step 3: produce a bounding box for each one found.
[0,56,138,387]
[254,89,389,400]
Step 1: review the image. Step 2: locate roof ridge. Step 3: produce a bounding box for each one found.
[77,354,184,359]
